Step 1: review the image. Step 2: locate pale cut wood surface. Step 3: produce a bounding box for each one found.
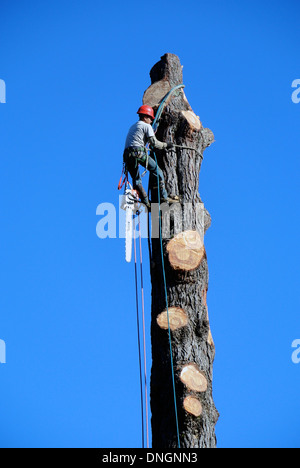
[180,364,208,392]
[166,230,205,271]
[156,307,188,331]
[183,396,203,417]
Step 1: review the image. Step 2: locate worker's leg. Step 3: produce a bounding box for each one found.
[129,162,142,189]
[123,152,150,209]
[123,152,142,187]
[139,155,168,200]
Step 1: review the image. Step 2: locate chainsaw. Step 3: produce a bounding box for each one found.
[121,187,140,263]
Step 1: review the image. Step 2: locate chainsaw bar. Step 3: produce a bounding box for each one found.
[121,188,139,263]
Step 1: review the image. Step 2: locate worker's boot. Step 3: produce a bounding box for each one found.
[158,182,180,205]
[161,195,180,204]
[135,184,151,211]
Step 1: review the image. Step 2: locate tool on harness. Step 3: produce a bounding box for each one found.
[118,163,128,191]
[124,146,149,179]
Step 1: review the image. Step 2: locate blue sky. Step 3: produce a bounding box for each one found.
[0,0,299,448]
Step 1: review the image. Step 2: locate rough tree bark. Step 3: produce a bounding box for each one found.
[143,53,218,448]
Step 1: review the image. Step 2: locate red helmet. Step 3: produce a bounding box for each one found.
[137,105,155,120]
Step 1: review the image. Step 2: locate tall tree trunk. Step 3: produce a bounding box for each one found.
[143,54,218,448]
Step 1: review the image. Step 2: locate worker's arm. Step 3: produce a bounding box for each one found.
[148,135,173,150]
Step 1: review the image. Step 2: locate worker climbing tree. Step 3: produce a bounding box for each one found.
[120,53,218,449]
[123,105,179,208]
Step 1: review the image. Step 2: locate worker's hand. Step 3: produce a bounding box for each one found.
[166,142,174,150]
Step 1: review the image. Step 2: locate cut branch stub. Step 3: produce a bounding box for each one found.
[180,364,208,392]
[143,79,171,109]
[156,307,188,331]
[181,110,202,131]
[166,230,205,271]
[183,396,203,417]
